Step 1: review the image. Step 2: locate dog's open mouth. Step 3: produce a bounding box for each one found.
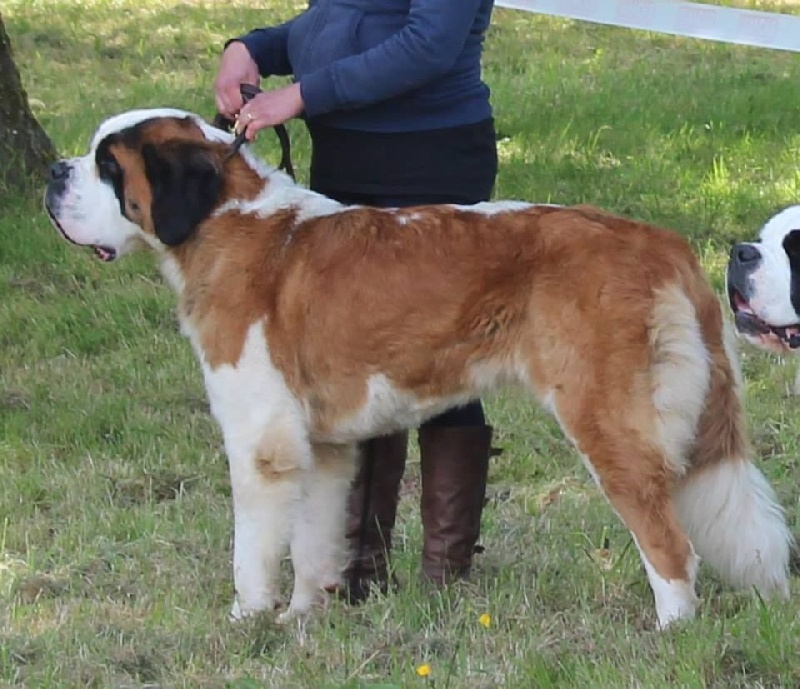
[45,204,118,262]
[90,245,117,261]
[730,289,800,349]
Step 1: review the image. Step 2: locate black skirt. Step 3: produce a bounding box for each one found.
[308,118,498,206]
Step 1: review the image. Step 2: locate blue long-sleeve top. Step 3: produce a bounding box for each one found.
[235,0,494,133]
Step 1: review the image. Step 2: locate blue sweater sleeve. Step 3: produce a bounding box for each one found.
[235,1,319,77]
[236,25,293,76]
[301,0,484,118]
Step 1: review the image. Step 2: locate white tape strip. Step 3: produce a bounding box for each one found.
[495,0,800,53]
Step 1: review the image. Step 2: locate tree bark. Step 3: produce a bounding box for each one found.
[0,12,56,193]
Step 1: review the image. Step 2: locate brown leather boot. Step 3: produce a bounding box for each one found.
[419,425,493,585]
[343,431,408,603]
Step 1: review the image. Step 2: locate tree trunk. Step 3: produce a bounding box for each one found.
[0,12,56,193]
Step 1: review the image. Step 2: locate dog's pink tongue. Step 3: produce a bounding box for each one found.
[93,246,116,261]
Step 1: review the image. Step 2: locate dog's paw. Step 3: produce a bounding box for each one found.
[276,585,335,624]
[229,595,281,622]
[229,599,250,622]
[276,608,300,625]
[275,602,321,625]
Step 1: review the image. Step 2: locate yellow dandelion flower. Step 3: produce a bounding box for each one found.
[479,612,492,628]
[416,663,431,677]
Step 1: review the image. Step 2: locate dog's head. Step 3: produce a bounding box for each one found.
[44,109,236,261]
[727,205,800,353]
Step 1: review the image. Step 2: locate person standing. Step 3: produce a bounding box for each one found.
[215,0,498,601]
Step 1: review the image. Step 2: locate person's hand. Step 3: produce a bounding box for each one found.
[215,41,260,120]
[237,83,305,140]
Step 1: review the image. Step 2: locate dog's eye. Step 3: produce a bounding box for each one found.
[128,199,140,214]
[783,229,800,256]
[97,156,121,179]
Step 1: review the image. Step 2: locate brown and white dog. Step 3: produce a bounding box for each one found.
[44,109,791,628]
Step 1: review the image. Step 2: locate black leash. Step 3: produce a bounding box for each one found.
[213,84,296,180]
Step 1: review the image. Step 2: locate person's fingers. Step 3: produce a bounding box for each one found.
[231,108,254,138]
[215,93,231,119]
[214,41,259,118]
[224,84,246,118]
[215,75,251,118]
[214,81,234,118]
[243,112,261,141]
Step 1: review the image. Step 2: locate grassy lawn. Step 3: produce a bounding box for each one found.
[2,0,800,686]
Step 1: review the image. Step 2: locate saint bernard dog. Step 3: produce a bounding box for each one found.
[727,206,800,358]
[44,109,792,629]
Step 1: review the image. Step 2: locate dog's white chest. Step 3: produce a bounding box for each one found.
[188,320,305,445]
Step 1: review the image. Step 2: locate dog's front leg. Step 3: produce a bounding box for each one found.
[226,418,311,620]
[279,442,358,622]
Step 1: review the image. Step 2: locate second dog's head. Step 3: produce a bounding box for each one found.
[727,205,800,353]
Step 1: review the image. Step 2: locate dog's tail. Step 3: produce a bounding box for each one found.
[672,319,791,598]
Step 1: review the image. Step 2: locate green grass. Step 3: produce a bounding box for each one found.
[2,0,800,686]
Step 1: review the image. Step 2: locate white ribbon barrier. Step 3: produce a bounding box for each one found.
[495,0,800,53]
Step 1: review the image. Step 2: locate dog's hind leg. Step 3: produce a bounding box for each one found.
[575,435,700,628]
[280,442,357,622]
[542,287,707,627]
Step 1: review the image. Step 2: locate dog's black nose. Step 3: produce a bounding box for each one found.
[49,160,71,182]
[731,243,761,266]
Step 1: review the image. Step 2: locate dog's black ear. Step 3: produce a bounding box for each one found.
[142,141,222,247]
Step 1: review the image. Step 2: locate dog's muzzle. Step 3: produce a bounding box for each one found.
[45,160,71,211]
[44,160,118,262]
[726,242,762,334]
[728,242,761,286]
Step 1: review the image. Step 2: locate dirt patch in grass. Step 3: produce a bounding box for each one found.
[0,391,31,410]
[105,470,202,506]
[13,575,69,604]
